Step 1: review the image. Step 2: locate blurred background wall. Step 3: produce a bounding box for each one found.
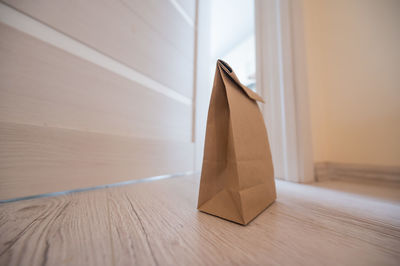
[303,0,400,167]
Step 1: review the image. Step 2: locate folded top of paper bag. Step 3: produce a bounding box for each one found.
[217,59,265,103]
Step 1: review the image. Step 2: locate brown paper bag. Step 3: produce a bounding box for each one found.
[197,60,276,225]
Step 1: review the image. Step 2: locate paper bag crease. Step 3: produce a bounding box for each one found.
[197,60,276,225]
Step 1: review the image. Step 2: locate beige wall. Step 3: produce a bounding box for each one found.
[303,0,400,166]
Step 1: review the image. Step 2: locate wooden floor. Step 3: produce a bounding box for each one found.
[1,175,399,266]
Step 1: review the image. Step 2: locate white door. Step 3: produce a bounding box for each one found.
[0,0,199,201]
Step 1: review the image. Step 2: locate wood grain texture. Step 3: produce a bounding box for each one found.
[315,162,400,183]
[0,22,192,142]
[3,0,195,98]
[313,179,400,204]
[1,176,399,265]
[0,122,194,200]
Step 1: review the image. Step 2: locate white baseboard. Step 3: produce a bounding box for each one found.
[315,162,400,183]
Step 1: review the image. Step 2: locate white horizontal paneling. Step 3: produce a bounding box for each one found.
[0,0,198,199]
[0,122,194,200]
[0,22,192,141]
[126,0,195,56]
[175,0,197,21]
[169,0,195,27]
[2,0,195,99]
[0,3,191,105]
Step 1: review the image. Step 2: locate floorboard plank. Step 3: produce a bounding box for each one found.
[0,191,113,266]
[0,176,399,265]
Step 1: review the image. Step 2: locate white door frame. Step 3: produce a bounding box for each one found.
[255,0,314,182]
[195,0,314,182]
[193,0,211,171]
